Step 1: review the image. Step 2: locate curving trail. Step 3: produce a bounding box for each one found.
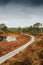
[0,34,35,64]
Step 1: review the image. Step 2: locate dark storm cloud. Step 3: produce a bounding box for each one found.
[0,0,43,6]
[0,0,10,5]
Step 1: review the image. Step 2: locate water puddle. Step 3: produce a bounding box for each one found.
[0,36,16,42]
[6,36,16,42]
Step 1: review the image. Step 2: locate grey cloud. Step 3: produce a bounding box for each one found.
[0,0,43,6]
[0,0,43,27]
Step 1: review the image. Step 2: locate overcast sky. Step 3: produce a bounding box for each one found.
[0,0,43,27]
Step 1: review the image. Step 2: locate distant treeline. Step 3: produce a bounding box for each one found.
[0,22,43,34]
[9,22,43,34]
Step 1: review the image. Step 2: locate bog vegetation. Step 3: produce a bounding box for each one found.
[0,22,43,65]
